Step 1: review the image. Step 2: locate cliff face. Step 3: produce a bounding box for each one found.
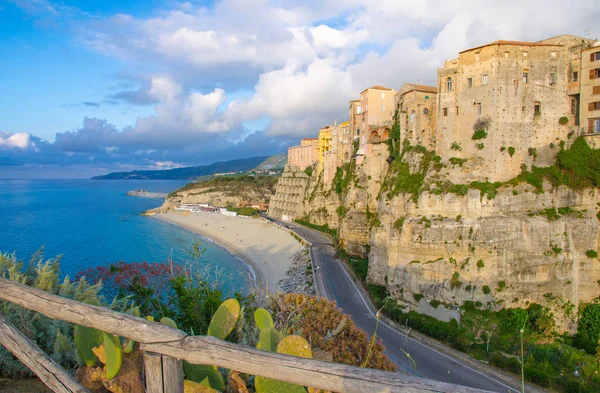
[145,176,277,215]
[270,140,600,332]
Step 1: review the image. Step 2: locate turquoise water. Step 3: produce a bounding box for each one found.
[0,179,249,292]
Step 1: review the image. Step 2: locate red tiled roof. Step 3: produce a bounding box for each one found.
[459,40,561,54]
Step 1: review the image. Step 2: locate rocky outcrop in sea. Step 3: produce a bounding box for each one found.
[279,248,315,295]
[126,190,167,198]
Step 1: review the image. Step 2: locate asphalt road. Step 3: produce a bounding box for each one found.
[270,218,521,393]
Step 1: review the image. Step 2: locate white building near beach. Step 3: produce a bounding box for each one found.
[220,208,237,217]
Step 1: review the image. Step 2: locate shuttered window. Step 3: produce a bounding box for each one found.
[594,86,600,95]
[590,51,600,62]
[590,102,600,111]
[590,68,600,79]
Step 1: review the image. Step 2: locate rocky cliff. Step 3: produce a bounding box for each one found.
[145,175,278,215]
[270,139,600,332]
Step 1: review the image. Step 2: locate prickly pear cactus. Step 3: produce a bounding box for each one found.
[255,335,312,393]
[207,298,240,340]
[256,328,281,352]
[254,308,274,331]
[184,379,221,393]
[160,316,178,329]
[123,306,140,354]
[102,332,123,380]
[276,335,312,359]
[74,298,103,367]
[183,364,225,392]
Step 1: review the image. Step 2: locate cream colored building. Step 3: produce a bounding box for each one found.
[395,83,438,150]
[287,138,319,171]
[356,86,396,163]
[581,42,600,135]
[435,36,594,181]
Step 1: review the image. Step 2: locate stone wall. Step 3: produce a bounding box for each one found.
[268,165,310,221]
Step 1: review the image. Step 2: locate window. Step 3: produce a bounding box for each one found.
[357,128,360,135]
[442,127,447,133]
[571,98,578,115]
[523,51,528,57]
[590,51,600,62]
[456,106,459,115]
[409,111,416,123]
[573,52,580,60]
[446,77,453,92]
[477,103,482,115]
[590,102,600,111]
[423,108,429,114]
[573,71,579,82]
[482,75,488,85]
[504,51,510,58]
[590,69,600,79]
[551,51,557,58]
[443,108,448,116]
[467,77,473,88]
[356,106,361,114]
[381,92,385,99]
[534,101,541,115]
[522,70,528,83]
[594,86,600,95]
[550,72,557,85]
[590,118,600,134]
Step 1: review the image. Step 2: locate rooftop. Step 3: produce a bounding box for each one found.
[401,83,438,94]
[360,85,393,93]
[460,40,561,54]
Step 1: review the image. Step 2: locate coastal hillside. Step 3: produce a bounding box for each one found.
[92,156,270,180]
[146,174,278,214]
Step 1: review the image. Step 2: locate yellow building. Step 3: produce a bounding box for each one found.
[318,125,333,165]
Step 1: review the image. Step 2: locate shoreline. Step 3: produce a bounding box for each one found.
[154,215,264,290]
[153,211,303,292]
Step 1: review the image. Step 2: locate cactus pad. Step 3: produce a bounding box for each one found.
[102,332,123,380]
[74,298,103,367]
[276,335,312,359]
[255,376,307,393]
[254,308,274,331]
[256,328,282,352]
[183,363,225,391]
[207,298,240,340]
[183,379,221,393]
[160,317,178,329]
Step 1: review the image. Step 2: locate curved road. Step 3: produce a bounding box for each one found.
[270,218,522,393]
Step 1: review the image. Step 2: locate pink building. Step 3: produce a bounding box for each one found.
[287,138,319,170]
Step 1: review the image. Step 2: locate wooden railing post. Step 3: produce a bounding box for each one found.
[144,352,184,393]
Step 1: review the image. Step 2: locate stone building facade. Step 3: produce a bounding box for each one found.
[287,138,319,171]
[436,39,582,181]
[395,83,438,150]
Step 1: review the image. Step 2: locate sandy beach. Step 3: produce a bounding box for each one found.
[156,211,303,292]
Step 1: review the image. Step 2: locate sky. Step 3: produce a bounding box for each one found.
[0,0,599,178]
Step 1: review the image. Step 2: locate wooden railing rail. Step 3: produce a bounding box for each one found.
[0,277,490,393]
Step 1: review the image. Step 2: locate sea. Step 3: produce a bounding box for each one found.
[0,179,249,293]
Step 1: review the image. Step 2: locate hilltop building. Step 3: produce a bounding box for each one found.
[288,138,319,171]
[395,83,438,150]
[581,42,600,142]
[356,86,396,164]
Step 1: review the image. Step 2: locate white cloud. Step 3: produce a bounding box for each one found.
[0,132,31,149]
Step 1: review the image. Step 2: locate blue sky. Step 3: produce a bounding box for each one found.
[0,0,598,178]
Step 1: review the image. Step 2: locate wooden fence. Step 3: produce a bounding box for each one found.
[0,277,491,393]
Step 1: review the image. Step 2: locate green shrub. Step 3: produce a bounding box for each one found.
[482,285,491,295]
[336,205,348,217]
[449,157,468,167]
[559,116,569,125]
[429,300,441,308]
[497,281,507,292]
[451,142,462,151]
[476,260,485,269]
[450,272,462,289]
[413,293,424,302]
[348,258,369,281]
[544,207,560,221]
[586,250,598,258]
[472,129,488,140]
[475,143,485,150]
[508,147,515,157]
[393,218,404,231]
[304,166,313,177]
[574,304,600,354]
